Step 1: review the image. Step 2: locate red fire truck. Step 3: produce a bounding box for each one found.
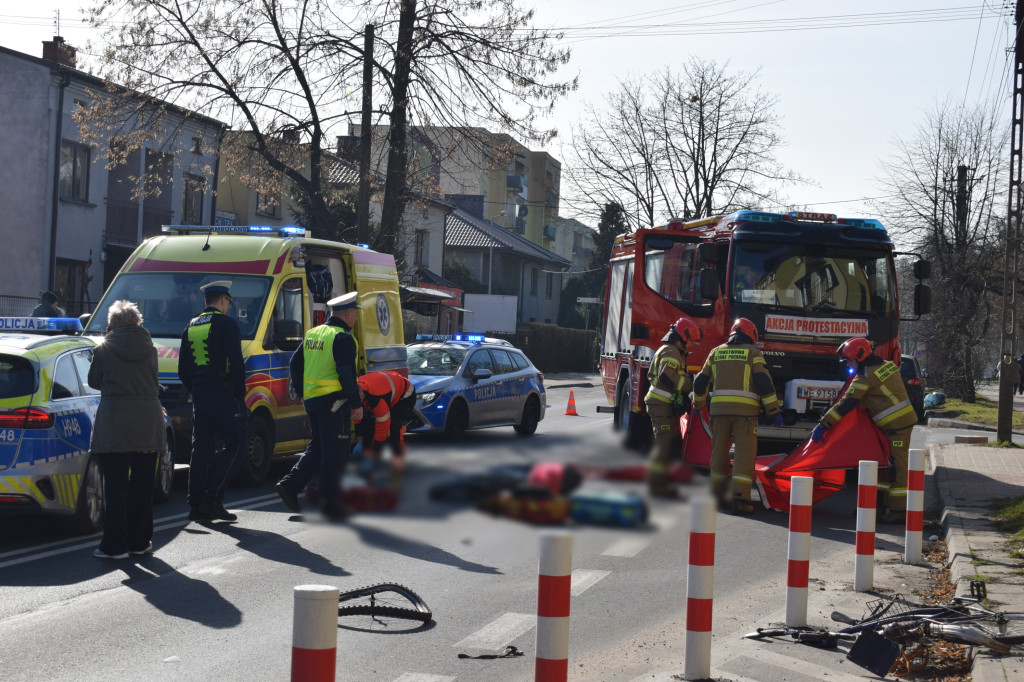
[599,210,930,449]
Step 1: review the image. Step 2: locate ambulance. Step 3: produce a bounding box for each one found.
[82,225,407,485]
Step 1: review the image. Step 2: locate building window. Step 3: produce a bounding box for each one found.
[60,141,90,202]
[256,192,280,218]
[545,272,553,299]
[182,173,206,225]
[414,230,429,265]
[55,258,88,315]
[530,267,538,296]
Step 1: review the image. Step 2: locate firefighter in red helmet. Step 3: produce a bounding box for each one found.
[812,337,918,523]
[693,318,781,514]
[644,318,701,497]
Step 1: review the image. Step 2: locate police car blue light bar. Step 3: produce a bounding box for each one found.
[415,333,487,343]
[454,333,486,343]
[0,317,83,332]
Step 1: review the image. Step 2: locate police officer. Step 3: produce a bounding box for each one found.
[178,281,247,522]
[644,317,701,497]
[812,338,918,523]
[692,318,781,514]
[275,292,363,519]
[353,370,416,489]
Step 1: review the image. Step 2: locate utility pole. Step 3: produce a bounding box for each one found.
[997,0,1024,442]
[357,23,374,245]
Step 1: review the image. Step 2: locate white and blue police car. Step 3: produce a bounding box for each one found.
[406,334,546,437]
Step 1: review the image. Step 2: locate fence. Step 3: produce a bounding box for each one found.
[488,323,599,373]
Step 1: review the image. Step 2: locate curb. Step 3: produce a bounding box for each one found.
[931,444,1014,682]
[927,417,1024,437]
[545,383,597,390]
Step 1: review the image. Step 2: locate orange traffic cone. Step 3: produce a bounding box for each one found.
[565,390,579,416]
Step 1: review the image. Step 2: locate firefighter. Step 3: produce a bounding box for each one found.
[644,317,702,497]
[812,337,918,523]
[353,369,416,489]
[692,318,781,514]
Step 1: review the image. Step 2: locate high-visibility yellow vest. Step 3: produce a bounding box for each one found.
[186,310,221,368]
[302,325,348,399]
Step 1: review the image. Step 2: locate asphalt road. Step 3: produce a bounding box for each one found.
[0,383,1002,681]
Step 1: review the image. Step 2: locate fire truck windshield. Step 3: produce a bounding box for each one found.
[730,241,896,318]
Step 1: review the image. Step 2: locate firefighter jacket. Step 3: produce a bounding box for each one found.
[289,317,360,406]
[820,357,918,431]
[354,370,414,445]
[644,343,691,406]
[692,339,780,417]
[178,307,246,400]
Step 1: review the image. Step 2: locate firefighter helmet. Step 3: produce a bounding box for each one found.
[838,337,873,363]
[730,318,759,343]
[670,318,702,345]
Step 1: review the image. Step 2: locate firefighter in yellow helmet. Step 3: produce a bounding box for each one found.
[644,317,702,497]
[812,337,918,523]
[692,318,781,514]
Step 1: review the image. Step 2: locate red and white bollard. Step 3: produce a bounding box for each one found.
[535,531,572,682]
[786,476,813,627]
[684,496,716,681]
[905,448,926,565]
[291,584,340,682]
[855,460,877,592]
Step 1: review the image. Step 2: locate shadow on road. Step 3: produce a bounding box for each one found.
[120,557,242,629]
[205,523,350,577]
[348,521,502,575]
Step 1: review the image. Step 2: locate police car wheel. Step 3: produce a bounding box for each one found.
[445,400,469,438]
[72,456,104,535]
[234,417,272,486]
[153,430,175,504]
[514,396,541,436]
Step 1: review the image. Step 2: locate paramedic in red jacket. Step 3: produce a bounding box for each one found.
[354,370,416,481]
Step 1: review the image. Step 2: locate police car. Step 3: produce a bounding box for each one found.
[0,317,175,534]
[406,334,546,437]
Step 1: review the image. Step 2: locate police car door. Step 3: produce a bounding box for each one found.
[487,348,523,425]
[50,351,96,486]
[463,348,499,426]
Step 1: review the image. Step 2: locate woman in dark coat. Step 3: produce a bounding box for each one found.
[89,300,166,559]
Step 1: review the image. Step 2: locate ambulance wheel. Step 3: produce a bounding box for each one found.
[153,429,175,503]
[71,455,104,535]
[445,400,469,438]
[235,417,272,486]
[514,396,541,436]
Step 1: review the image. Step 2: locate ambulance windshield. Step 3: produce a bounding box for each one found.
[84,274,273,339]
[730,242,896,318]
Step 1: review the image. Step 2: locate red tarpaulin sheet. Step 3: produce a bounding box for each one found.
[680,405,892,511]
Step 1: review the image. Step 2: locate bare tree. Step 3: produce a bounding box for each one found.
[81,0,574,245]
[562,59,801,229]
[875,100,1007,401]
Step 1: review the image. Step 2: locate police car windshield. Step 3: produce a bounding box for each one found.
[84,274,272,339]
[730,242,897,318]
[408,348,467,376]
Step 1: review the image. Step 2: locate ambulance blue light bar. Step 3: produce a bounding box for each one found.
[0,317,83,332]
[162,225,308,237]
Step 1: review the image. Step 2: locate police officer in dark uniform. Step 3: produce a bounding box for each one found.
[178,281,248,522]
[275,292,364,520]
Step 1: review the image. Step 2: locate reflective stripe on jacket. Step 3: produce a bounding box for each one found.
[644,343,691,404]
[355,370,414,442]
[693,342,780,417]
[821,359,918,430]
[302,324,348,398]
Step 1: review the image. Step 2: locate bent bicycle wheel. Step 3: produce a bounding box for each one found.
[337,583,432,623]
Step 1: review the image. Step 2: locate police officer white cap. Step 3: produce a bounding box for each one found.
[327,292,362,310]
[200,280,232,293]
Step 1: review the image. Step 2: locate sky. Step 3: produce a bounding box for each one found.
[0,1,1013,222]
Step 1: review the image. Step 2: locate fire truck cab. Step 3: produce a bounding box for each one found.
[600,210,930,448]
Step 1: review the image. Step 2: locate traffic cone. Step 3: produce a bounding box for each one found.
[565,390,579,416]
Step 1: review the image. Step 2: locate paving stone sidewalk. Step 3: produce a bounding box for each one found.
[932,443,1024,682]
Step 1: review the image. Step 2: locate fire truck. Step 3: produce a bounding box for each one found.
[599,210,931,449]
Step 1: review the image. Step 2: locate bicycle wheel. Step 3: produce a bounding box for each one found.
[337,583,432,623]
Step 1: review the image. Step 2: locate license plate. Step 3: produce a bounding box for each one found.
[797,386,839,400]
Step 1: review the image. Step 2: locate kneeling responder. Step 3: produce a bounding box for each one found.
[812,338,918,523]
[644,317,702,497]
[354,369,416,489]
[693,318,781,514]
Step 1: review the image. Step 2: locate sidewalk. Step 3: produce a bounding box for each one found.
[543,372,601,390]
[932,442,1024,681]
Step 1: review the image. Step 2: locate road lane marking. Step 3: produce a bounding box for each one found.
[453,612,536,651]
[570,569,610,596]
[601,537,651,557]
[392,675,455,682]
[650,513,678,531]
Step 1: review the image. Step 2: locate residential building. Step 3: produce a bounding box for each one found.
[0,38,225,315]
[550,215,597,281]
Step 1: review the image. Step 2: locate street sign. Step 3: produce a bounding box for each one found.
[576,297,600,304]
